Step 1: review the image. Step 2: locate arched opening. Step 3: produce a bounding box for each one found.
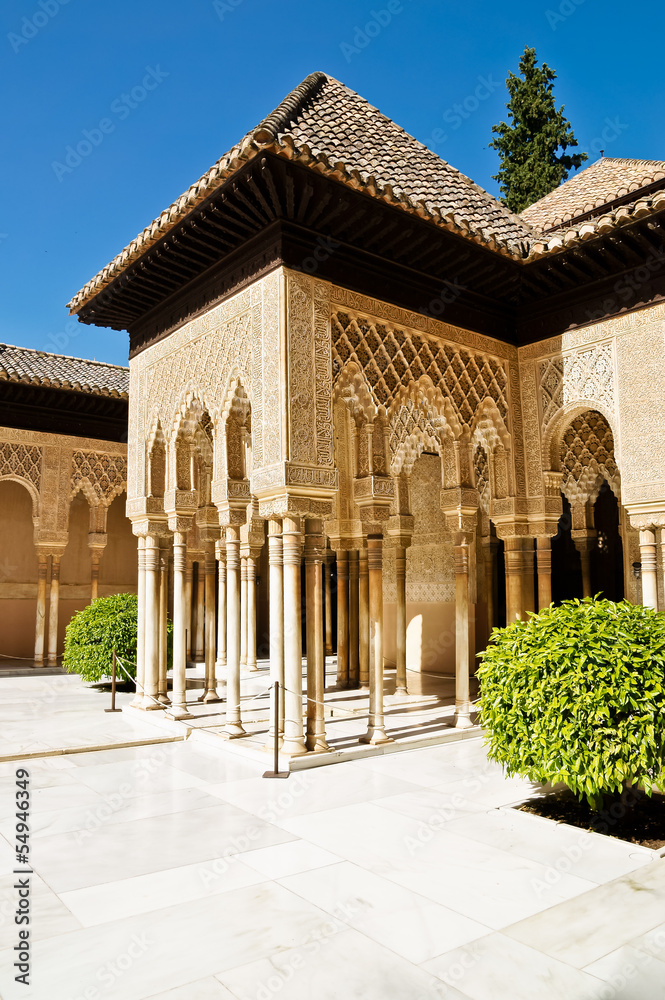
[0,480,38,659]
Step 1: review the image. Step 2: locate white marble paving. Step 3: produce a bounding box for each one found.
[240,839,341,879]
[146,980,239,1000]
[583,944,665,999]
[0,871,81,948]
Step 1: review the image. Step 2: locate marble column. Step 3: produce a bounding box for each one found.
[133,537,146,706]
[215,538,226,672]
[572,532,596,599]
[348,549,360,689]
[281,515,307,756]
[34,554,48,667]
[305,520,329,752]
[361,534,391,744]
[453,535,473,729]
[267,519,284,746]
[170,531,190,718]
[481,537,497,634]
[202,544,218,701]
[194,563,205,661]
[185,559,193,662]
[336,550,349,689]
[359,547,370,689]
[45,555,61,667]
[521,539,536,616]
[157,547,170,705]
[90,553,101,602]
[324,549,333,656]
[504,537,524,623]
[143,534,161,709]
[536,536,553,610]
[639,528,658,610]
[394,544,408,695]
[224,526,245,736]
[240,556,248,669]
[246,554,258,671]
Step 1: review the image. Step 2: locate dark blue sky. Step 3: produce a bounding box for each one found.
[1,0,662,366]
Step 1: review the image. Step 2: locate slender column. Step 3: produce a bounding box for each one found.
[482,537,496,634]
[185,559,193,662]
[453,536,473,729]
[170,531,190,717]
[202,544,218,701]
[246,555,258,671]
[194,563,205,660]
[522,539,536,616]
[572,533,595,599]
[536,536,553,610]
[34,555,48,666]
[660,528,665,608]
[133,537,146,706]
[348,550,360,688]
[336,550,349,689]
[639,528,658,610]
[305,520,329,752]
[361,535,391,744]
[143,534,162,709]
[394,545,408,695]
[359,547,370,688]
[90,553,101,602]
[267,519,284,746]
[240,556,248,669]
[215,539,227,671]
[504,537,524,623]
[46,556,61,667]
[281,515,307,756]
[324,550,333,656]
[224,527,245,736]
[157,547,170,704]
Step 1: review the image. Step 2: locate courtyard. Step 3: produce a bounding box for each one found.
[1,670,664,1000]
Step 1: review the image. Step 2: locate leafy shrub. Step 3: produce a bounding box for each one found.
[63,592,171,684]
[478,598,665,810]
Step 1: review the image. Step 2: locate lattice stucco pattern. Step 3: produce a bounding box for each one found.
[408,454,454,603]
[473,445,490,513]
[539,342,615,431]
[560,410,619,505]
[71,452,128,505]
[332,313,508,426]
[0,443,42,491]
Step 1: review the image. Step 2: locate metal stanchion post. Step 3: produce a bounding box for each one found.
[105,649,122,713]
[263,680,289,779]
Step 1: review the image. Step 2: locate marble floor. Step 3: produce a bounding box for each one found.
[0,674,663,999]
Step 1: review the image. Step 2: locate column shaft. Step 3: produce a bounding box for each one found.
[348,550,360,688]
[224,528,245,736]
[46,556,61,667]
[143,534,161,709]
[246,555,258,671]
[90,554,101,602]
[281,515,307,756]
[324,551,333,656]
[395,545,407,695]
[267,520,284,745]
[359,548,370,688]
[171,532,190,717]
[240,556,248,668]
[639,528,658,610]
[215,542,227,670]
[157,548,170,704]
[504,538,524,623]
[361,535,391,744]
[202,546,218,701]
[336,550,349,689]
[536,537,553,610]
[194,564,205,660]
[185,560,193,661]
[521,539,536,616]
[306,521,328,751]
[133,537,146,706]
[454,538,473,728]
[34,556,48,666]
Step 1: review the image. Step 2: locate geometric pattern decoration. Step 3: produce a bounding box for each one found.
[539,341,615,432]
[0,442,42,491]
[71,451,128,505]
[332,312,508,425]
[560,410,620,505]
[473,444,490,513]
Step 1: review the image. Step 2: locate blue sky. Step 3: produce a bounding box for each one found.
[1,0,662,366]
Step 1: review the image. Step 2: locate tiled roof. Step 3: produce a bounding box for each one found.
[521,158,665,233]
[0,343,129,397]
[68,72,536,313]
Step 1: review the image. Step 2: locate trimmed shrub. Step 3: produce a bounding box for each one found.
[63,592,171,684]
[478,597,665,810]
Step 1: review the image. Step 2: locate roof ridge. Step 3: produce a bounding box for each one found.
[0,342,129,372]
[253,71,329,143]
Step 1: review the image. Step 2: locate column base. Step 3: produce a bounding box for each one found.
[454,706,474,729]
[166,707,193,721]
[306,735,330,753]
[215,658,227,671]
[247,663,259,672]
[141,699,166,711]
[222,721,247,739]
[360,726,393,745]
[280,738,308,757]
[395,685,408,696]
[201,689,223,703]
[324,646,333,656]
[157,694,171,706]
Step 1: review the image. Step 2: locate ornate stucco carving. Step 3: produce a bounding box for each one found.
[559,411,620,506]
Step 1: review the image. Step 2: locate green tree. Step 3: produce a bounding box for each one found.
[490,46,587,214]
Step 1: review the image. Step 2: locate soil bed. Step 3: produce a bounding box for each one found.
[519,788,665,850]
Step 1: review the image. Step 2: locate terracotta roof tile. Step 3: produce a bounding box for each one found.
[521,157,665,233]
[0,343,129,397]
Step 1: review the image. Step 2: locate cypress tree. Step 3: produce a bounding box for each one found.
[490,46,587,214]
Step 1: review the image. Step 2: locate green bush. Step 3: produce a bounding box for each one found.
[478,597,665,810]
[63,592,171,685]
